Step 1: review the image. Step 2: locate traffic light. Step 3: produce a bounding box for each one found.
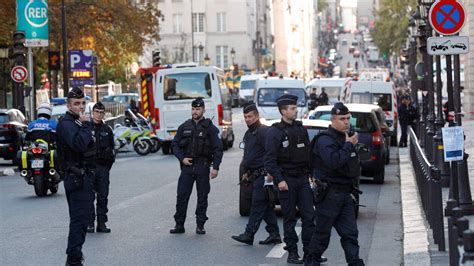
[12,31,27,66]
[152,50,161,67]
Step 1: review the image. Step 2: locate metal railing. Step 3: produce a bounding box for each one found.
[409,126,445,251]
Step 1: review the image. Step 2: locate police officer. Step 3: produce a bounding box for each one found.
[25,102,57,144]
[231,104,281,245]
[264,94,322,264]
[57,87,94,266]
[170,97,223,235]
[398,95,418,147]
[86,102,115,234]
[305,102,364,266]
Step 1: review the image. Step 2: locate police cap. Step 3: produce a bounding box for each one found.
[93,101,105,110]
[276,94,298,108]
[243,103,258,114]
[331,102,350,115]
[192,97,205,108]
[67,87,85,99]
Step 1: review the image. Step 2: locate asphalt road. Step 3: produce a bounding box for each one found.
[0,108,402,265]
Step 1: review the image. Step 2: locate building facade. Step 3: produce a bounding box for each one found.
[462,0,473,119]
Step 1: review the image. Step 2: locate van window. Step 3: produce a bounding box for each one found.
[164,72,212,100]
[321,86,342,99]
[374,93,392,111]
[240,80,256,90]
[351,92,373,104]
[0,113,9,123]
[257,88,306,107]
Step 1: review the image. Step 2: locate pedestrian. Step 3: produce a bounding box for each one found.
[264,94,325,264]
[231,103,282,246]
[169,97,223,235]
[305,102,364,266]
[398,95,418,147]
[86,102,115,234]
[57,87,94,266]
[318,88,329,106]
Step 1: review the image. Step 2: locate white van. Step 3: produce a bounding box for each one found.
[153,65,234,154]
[254,77,307,124]
[345,80,398,145]
[239,74,261,105]
[305,78,350,105]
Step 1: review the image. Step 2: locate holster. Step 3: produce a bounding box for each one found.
[68,166,85,190]
[264,185,276,208]
[312,179,329,204]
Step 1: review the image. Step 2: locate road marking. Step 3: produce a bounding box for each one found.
[266,226,302,258]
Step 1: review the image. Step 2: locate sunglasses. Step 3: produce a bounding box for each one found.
[93,110,105,115]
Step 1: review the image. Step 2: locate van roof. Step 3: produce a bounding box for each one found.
[240,74,263,81]
[157,66,224,75]
[257,77,304,88]
[306,77,348,86]
[350,81,394,93]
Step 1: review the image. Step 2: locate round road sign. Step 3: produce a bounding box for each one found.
[429,0,466,35]
[11,66,28,83]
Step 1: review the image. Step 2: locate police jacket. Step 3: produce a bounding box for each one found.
[171,118,223,170]
[312,126,360,185]
[90,121,115,167]
[398,104,419,124]
[25,117,57,144]
[56,111,93,171]
[242,121,268,170]
[264,119,311,185]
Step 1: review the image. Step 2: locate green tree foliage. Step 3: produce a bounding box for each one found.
[372,0,416,56]
[0,0,162,85]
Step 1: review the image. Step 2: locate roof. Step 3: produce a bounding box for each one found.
[257,77,304,88]
[314,103,382,113]
[302,119,331,128]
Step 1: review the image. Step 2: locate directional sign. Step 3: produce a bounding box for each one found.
[11,65,28,83]
[429,0,466,35]
[16,0,49,47]
[427,36,469,55]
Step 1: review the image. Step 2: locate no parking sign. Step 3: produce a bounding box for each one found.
[429,0,466,35]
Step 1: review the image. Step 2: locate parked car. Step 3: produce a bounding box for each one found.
[102,93,138,104]
[353,50,361,57]
[451,43,467,50]
[309,104,387,184]
[0,109,28,164]
[349,45,356,53]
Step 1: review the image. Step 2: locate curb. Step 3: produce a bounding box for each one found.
[399,145,431,265]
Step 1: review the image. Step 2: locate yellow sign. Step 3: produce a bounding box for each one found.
[70,71,92,78]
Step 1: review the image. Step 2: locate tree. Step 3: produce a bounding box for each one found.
[371,0,416,56]
[0,0,162,85]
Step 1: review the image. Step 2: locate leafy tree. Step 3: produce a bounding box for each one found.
[0,0,162,86]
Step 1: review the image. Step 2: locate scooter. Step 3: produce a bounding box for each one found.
[135,113,161,153]
[17,140,61,197]
[114,111,153,156]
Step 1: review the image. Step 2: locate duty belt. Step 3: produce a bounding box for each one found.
[326,181,353,193]
[282,167,309,177]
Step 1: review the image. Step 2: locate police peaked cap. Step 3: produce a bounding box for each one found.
[192,97,205,107]
[93,101,105,110]
[276,94,298,108]
[331,102,350,115]
[243,103,258,114]
[67,87,85,99]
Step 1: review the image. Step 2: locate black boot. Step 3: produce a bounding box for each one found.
[259,234,282,245]
[303,253,327,265]
[196,224,206,235]
[86,224,94,233]
[170,223,185,234]
[287,251,303,264]
[96,222,111,233]
[65,255,84,266]
[231,232,254,245]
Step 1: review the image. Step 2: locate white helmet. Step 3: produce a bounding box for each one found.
[37,103,52,118]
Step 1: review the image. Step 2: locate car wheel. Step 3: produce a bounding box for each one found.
[222,137,229,151]
[373,168,385,184]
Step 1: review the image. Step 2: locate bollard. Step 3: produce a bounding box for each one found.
[446,199,458,217]
[433,131,451,187]
[457,153,474,215]
[450,207,463,266]
[462,230,474,263]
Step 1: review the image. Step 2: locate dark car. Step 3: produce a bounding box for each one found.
[0,109,28,164]
[431,42,449,51]
[310,104,387,184]
[451,43,467,50]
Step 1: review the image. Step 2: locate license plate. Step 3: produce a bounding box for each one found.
[0,136,5,140]
[31,160,44,169]
[169,131,177,137]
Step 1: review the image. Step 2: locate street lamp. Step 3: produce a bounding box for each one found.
[204,54,210,66]
[198,43,204,65]
[230,48,235,66]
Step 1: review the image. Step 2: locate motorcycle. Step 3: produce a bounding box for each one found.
[114,111,153,156]
[135,112,161,153]
[17,140,61,197]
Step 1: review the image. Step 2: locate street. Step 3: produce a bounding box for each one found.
[0,108,402,265]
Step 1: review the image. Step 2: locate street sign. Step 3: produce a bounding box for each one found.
[11,65,28,83]
[69,50,93,78]
[427,36,470,55]
[442,126,464,162]
[71,78,94,87]
[429,0,466,35]
[48,51,60,71]
[16,0,49,47]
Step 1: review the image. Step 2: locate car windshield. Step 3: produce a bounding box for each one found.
[310,111,377,132]
[164,72,212,100]
[240,80,256,90]
[257,88,306,107]
[0,114,9,123]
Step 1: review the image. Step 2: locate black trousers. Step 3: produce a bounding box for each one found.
[245,176,279,236]
[400,122,408,146]
[174,163,211,226]
[90,165,110,224]
[64,171,94,258]
[277,176,315,253]
[308,190,364,265]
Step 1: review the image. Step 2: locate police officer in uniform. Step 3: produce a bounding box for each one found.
[170,97,223,235]
[264,94,324,264]
[86,102,115,234]
[231,104,281,245]
[305,103,364,266]
[57,87,94,266]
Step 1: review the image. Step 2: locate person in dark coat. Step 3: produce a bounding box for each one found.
[398,95,418,147]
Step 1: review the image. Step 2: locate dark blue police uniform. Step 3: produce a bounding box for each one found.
[231,104,281,245]
[170,98,223,234]
[306,103,364,266]
[264,94,315,264]
[57,88,94,265]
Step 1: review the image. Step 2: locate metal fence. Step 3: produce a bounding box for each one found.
[409,126,445,251]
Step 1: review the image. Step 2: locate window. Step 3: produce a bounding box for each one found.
[172,14,183,34]
[163,73,212,100]
[216,12,226,32]
[374,93,392,111]
[257,88,307,107]
[0,114,9,123]
[215,46,228,69]
[192,13,205,33]
[193,46,204,65]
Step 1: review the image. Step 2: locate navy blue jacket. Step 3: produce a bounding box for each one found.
[241,121,268,170]
[172,117,223,170]
[57,111,93,168]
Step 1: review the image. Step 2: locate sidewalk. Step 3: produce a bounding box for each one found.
[400,120,474,265]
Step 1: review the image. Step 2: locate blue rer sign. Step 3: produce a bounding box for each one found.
[16,0,49,47]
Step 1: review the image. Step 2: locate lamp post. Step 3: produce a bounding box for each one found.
[198,43,204,65]
[0,45,9,108]
[230,48,235,66]
[204,54,210,66]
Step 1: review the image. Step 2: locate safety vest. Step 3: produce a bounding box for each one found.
[272,121,310,167]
